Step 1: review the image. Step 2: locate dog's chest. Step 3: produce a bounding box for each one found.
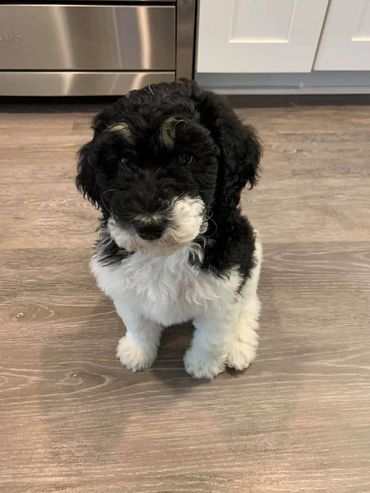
[93,245,221,326]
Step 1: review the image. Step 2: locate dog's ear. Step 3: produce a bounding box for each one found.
[76,135,102,209]
[180,79,262,211]
[76,107,121,209]
[213,110,261,210]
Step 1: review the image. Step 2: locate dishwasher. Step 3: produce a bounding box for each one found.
[0,0,196,95]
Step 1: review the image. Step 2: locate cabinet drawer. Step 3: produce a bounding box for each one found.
[0,4,175,70]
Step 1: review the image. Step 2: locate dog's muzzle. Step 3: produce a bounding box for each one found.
[108,196,206,255]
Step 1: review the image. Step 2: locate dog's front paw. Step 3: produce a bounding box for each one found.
[226,339,257,371]
[184,347,225,380]
[116,336,157,372]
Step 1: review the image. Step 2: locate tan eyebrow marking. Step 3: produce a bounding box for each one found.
[160,117,185,149]
[106,122,134,143]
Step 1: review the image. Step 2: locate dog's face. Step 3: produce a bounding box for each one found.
[79,107,219,255]
[77,81,261,256]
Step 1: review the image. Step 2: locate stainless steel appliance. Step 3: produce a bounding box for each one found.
[0,1,196,95]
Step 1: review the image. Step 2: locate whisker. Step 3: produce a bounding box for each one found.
[100,188,119,213]
[203,211,218,237]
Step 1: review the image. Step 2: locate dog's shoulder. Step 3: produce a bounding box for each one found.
[201,211,257,282]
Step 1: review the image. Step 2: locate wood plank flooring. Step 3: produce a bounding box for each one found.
[0,100,369,493]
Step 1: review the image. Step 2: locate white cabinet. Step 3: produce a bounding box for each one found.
[197,0,329,73]
[314,0,370,70]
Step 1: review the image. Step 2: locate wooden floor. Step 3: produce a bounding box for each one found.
[1,100,370,493]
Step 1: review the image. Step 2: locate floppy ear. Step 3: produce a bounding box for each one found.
[76,101,136,210]
[212,108,262,210]
[180,79,262,211]
[76,136,102,209]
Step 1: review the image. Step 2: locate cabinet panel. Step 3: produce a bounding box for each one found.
[230,0,296,43]
[197,0,329,73]
[315,0,370,70]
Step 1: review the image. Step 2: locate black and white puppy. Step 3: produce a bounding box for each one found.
[76,79,262,379]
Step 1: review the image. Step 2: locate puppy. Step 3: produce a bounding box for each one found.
[76,79,262,379]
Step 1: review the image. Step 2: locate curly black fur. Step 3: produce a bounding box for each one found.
[76,79,262,283]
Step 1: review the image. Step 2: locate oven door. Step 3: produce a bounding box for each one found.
[0,3,176,95]
[0,4,175,70]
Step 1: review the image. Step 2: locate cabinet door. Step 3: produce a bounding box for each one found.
[197,0,329,73]
[315,0,370,70]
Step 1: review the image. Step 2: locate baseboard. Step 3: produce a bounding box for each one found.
[195,71,370,95]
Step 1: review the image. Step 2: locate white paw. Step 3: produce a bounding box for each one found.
[116,336,157,372]
[183,348,225,380]
[226,340,257,371]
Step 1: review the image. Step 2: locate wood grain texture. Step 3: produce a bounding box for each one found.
[0,101,370,493]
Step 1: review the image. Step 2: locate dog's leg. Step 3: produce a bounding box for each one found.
[184,240,262,379]
[226,240,262,371]
[184,291,260,379]
[114,302,163,372]
[184,303,241,379]
[225,292,260,371]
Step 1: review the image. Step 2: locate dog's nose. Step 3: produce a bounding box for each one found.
[134,218,166,240]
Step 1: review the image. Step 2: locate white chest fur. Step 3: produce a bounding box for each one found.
[91,244,240,327]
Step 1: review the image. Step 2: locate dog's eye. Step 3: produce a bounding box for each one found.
[119,157,129,168]
[178,154,193,167]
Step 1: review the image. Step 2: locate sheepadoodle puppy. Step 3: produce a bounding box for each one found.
[76,79,262,379]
